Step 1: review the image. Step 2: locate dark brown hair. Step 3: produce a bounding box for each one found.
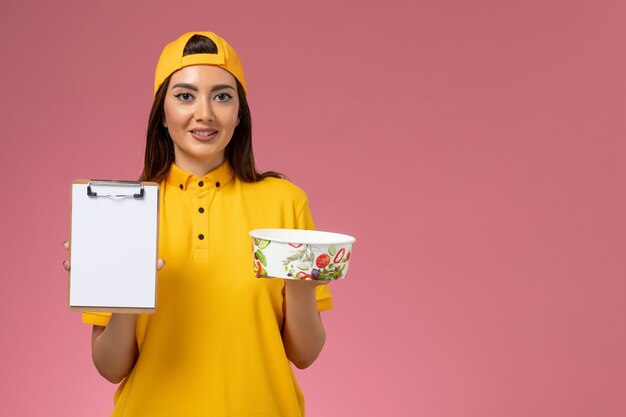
[139,35,281,183]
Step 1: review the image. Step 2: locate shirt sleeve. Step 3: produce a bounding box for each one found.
[82,311,111,326]
[296,196,333,312]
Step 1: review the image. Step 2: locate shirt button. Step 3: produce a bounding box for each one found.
[198,207,205,213]
[198,181,204,187]
[179,184,184,190]
[198,234,205,240]
[216,181,221,188]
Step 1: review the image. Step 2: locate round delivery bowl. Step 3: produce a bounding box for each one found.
[249,229,356,281]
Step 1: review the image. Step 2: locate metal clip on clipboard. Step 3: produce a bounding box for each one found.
[87,180,145,199]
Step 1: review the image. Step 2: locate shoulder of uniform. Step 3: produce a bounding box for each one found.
[241,177,308,201]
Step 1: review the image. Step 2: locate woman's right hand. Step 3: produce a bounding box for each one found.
[63,239,165,383]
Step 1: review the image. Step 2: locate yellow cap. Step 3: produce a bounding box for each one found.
[154,32,247,96]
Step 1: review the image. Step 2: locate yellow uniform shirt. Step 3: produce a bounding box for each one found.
[82,161,332,417]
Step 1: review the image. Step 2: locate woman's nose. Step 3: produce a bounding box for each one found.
[195,98,214,122]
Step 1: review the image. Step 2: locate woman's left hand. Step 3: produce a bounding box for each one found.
[284,279,329,290]
[282,278,328,369]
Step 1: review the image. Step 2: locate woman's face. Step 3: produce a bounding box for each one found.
[163,65,240,176]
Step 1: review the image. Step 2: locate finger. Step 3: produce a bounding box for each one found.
[308,280,330,287]
[157,259,165,271]
[63,241,69,251]
[63,260,70,271]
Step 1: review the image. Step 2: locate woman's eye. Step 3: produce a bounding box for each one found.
[175,93,193,101]
[215,93,233,102]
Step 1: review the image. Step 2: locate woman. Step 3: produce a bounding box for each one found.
[72,32,332,416]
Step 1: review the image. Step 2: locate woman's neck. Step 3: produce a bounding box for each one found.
[174,154,225,178]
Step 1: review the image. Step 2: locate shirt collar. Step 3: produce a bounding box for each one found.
[165,160,235,191]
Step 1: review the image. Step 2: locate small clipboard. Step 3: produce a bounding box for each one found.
[68,180,160,313]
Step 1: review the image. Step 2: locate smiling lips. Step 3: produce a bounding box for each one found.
[190,128,218,141]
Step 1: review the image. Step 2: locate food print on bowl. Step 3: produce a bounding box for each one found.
[249,229,355,281]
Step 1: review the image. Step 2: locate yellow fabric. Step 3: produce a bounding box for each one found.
[82,161,332,416]
[154,31,247,95]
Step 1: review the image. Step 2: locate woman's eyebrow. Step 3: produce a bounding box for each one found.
[210,84,236,92]
[170,83,236,92]
[171,83,198,91]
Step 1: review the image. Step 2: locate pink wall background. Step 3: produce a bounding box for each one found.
[0,0,625,415]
